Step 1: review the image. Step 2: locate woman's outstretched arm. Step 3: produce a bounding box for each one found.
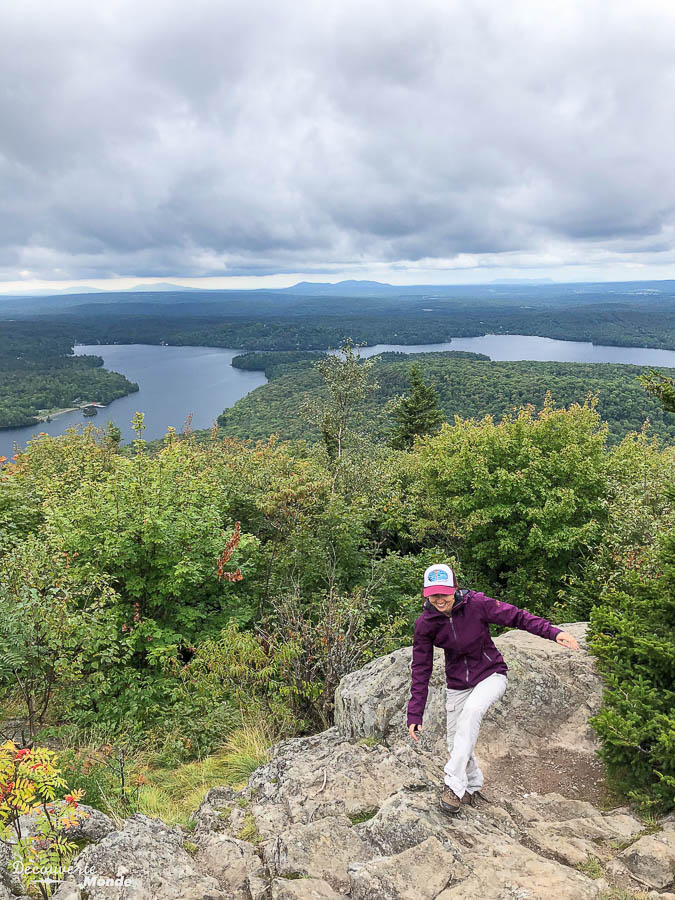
[476,593,579,649]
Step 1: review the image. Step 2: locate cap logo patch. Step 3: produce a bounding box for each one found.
[428,569,448,582]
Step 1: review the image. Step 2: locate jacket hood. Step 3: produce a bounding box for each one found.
[422,587,472,617]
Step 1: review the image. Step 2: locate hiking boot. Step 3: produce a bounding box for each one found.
[439,786,462,816]
[464,789,490,807]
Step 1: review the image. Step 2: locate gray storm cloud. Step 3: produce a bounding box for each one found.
[1,0,675,281]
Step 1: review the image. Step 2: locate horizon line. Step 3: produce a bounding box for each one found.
[1,274,675,298]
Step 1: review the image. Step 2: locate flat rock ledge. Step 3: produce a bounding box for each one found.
[21,625,672,899]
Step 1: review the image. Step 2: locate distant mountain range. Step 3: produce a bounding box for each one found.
[2,279,433,298]
[284,280,404,296]
[0,277,672,303]
[3,282,203,298]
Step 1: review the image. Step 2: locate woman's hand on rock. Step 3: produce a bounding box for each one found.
[556,631,579,650]
[408,723,422,741]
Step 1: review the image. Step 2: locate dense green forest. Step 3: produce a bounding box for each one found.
[217,350,675,447]
[168,300,675,351]
[0,324,138,429]
[26,290,675,350]
[230,349,327,379]
[1,285,674,427]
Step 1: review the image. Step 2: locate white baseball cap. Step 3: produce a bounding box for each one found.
[423,563,456,597]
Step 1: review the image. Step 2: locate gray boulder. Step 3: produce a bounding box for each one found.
[191,786,236,838]
[0,840,24,898]
[335,622,600,763]
[194,832,266,898]
[525,811,643,867]
[270,877,344,899]
[348,836,459,900]
[263,815,374,892]
[353,785,519,858]
[616,824,675,890]
[14,802,115,846]
[53,813,227,899]
[434,839,606,899]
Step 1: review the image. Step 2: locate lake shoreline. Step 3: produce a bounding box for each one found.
[0,404,105,434]
[0,345,269,458]
[35,403,105,423]
[3,337,674,459]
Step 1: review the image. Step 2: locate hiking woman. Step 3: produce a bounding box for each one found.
[407,563,579,816]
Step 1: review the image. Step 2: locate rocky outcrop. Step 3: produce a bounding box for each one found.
[53,814,227,899]
[0,839,27,900]
[607,824,675,891]
[335,621,599,758]
[264,816,375,892]
[195,833,268,899]
[348,836,459,899]
[22,624,674,899]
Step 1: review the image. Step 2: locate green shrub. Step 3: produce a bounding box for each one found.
[263,587,406,730]
[589,511,675,811]
[411,395,610,615]
[0,537,125,738]
[557,429,674,621]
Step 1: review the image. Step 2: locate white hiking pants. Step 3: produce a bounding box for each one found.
[444,672,507,798]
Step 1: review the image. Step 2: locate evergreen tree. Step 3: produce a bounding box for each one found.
[589,373,674,810]
[589,507,675,811]
[389,364,444,450]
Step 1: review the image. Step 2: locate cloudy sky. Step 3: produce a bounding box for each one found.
[2,0,675,292]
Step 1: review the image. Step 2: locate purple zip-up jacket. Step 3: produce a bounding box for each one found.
[407,589,562,726]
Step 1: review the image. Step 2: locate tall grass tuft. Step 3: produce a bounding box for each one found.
[138,717,277,824]
[51,716,278,826]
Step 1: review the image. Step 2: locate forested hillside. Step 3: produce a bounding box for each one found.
[29,290,675,350]
[1,352,673,832]
[1,287,674,427]
[0,324,138,428]
[218,350,675,446]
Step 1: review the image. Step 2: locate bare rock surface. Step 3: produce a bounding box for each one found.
[25,626,673,900]
[504,791,605,824]
[614,824,675,890]
[191,785,237,837]
[525,812,644,867]
[0,840,25,898]
[348,836,459,900]
[434,841,606,899]
[263,815,374,892]
[195,832,267,898]
[52,813,227,899]
[195,727,440,842]
[269,877,344,899]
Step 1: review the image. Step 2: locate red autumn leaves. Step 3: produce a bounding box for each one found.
[216,521,243,582]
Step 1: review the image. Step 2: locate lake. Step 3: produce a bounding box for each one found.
[358,334,675,365]
[2,334,674,458]
[0,345,268,458]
